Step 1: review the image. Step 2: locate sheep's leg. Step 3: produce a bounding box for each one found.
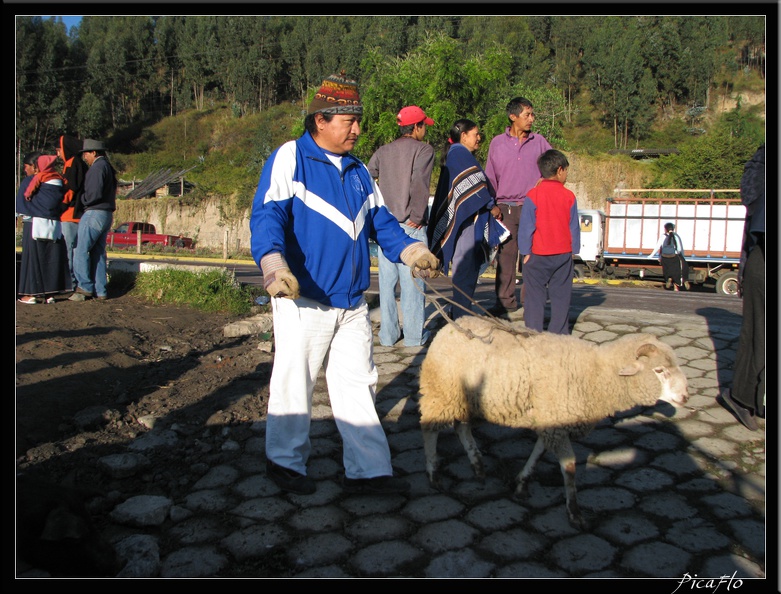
[454,421,485,481]
[547,434,587,531]
[421,426,442,489]
[514,436,546,497]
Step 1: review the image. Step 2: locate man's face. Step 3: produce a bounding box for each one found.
[413,122,427,141]
[82,151,96,166]
[511,106,535,135]
[314,113,361,154]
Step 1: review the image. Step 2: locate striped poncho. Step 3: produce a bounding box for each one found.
[428,143,509,274]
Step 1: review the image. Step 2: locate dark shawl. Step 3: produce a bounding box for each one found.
[428,143,508,274]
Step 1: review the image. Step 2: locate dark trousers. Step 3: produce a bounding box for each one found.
[494,203,521,310]
[522,252,574,334]
[731,244,765,416]
[450,220,484,320]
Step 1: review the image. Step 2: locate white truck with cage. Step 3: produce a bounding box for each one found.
[575,189,745,295]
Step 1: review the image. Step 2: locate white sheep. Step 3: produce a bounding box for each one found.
[418,315,689,530]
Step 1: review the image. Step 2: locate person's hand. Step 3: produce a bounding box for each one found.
[401,242,441,278]
[411,250,441,278]
[267,268,300,299]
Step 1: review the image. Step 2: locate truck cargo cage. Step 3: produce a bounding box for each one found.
[606,189,744,261]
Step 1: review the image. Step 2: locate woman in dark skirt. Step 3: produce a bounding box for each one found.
[16,153,72,304]
[650,222,690,291]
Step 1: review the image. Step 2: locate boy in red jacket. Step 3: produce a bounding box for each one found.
[517,149,580,334]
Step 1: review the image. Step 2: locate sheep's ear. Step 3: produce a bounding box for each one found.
[618,361,642,376]
[636,343,659,359]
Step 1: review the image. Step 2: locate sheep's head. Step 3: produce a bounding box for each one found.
[618,340,689,407]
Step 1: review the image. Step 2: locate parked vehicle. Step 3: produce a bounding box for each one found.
[575,189,744,295]
[107,222,194,249]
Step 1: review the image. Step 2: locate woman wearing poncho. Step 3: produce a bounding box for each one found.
[428,119,509,319]
[16,153,72,304]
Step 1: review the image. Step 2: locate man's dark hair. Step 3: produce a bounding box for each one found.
[304,111,362,136]
[506,96,533,120]
[398,123,416,136]
[537,149,569,178]
[23,151,42,167]
[304,112,335,135]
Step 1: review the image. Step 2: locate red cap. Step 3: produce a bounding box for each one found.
[397,105,434,127]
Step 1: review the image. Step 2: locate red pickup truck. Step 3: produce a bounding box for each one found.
[107,222,194,249]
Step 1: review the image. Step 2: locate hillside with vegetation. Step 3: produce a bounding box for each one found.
[16,15,766,214]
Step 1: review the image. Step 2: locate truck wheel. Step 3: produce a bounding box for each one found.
[573,264,585,279]
[715,271,739,296]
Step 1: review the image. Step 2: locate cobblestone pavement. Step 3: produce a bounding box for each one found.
[18,303,769,583]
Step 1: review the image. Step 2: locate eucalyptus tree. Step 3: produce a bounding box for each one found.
[542,16,589,123]
[152,15,188,117]
[15,16,71,157]
[77,16,157,130]
[581,17,657,149]
[458,16,550,87]
[215,16,282,116]
[177,16,220,110]
[729,15,766,75]
[678,16,729,109]
[637,16,686,117]
[15,16,67,188]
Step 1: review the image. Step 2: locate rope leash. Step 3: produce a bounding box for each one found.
[410,270,534,344]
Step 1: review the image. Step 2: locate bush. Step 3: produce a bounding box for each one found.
[131,267,265,315]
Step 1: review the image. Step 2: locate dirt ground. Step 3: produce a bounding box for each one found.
[15,291,270,483]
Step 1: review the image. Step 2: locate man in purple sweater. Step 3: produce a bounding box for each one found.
[485,97,552,318]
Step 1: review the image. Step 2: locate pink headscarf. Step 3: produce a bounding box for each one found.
[24,154,63,200]
[36,154,58,173]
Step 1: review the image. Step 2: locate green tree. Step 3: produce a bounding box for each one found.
[545,16,589,123]
[77,16,157,129]
[582,18,656,149]
[638,16,686,115]
[649,110,762,188]
[15,16,71,157]
[678,16,729,108]
[458,16,550,87]
[728,16,766,76]
[177,16,220,110]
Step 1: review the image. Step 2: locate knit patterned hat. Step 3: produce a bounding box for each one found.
[308,70,363,116]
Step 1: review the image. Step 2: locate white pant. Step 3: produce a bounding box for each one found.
[265,295,393,479]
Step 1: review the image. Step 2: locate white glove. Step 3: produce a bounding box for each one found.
[401,243,441,279]
[266,268,300,299]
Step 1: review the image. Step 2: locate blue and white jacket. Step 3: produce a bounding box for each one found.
[250,131,418,309]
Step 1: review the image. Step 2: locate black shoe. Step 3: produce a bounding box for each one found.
[720,390,758,431]
[342,475,410,495]
[266,459,316,494]
[486,305,510,319]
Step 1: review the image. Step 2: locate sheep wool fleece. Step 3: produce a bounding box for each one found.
[419,315,685,431]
